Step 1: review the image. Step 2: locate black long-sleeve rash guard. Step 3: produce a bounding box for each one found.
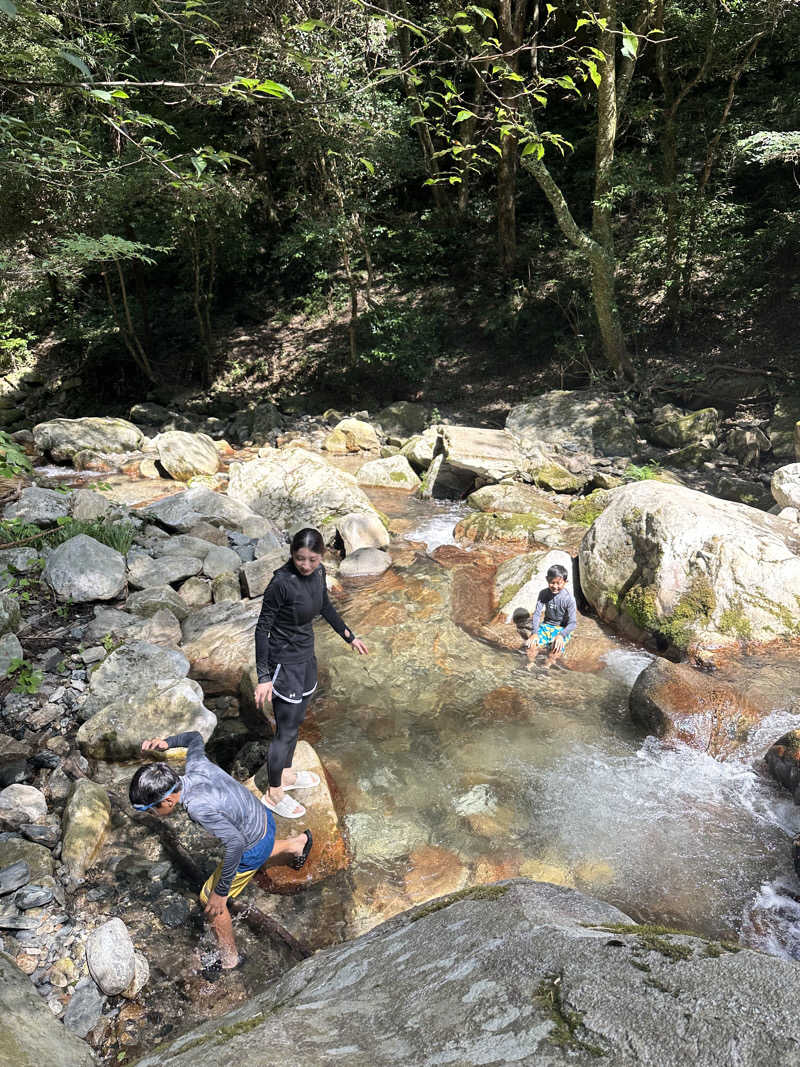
[255,560,353,682]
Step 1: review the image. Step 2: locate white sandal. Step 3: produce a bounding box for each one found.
[284,770,321,791]
[261,793,306,819]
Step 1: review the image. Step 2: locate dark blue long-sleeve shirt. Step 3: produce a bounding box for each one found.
[531,586,577,636]
[255,560,353,681]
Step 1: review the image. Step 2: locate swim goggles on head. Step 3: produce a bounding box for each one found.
[132,784,178,812]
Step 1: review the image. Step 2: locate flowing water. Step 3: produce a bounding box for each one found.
[252,490,800,959]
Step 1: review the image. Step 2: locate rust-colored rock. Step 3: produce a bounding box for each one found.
[765,728,800,803]
[629,656,764,760]
[251,741,349,894]
[480,687,534,722]
[404,845,470,904]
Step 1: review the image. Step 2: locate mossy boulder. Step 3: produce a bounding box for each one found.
[356,455,421,491]
[769,397,800,461]
[646,405,719,449]
[507,389,638,456]
[454,512,547,547]
[566,489,611,526]
[529,460,586,493]
[467,482,564,518]
[579,481,800,654]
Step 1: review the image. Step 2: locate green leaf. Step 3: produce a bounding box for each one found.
[575,17,591,30]
[59,50,91,78]
[295,18,329,32]
[585,60,601,88]
[546,4,557,14]
[359,157,375,175]
[621,23,638,60]
[467,5,497,25]
[88,89,113,102]
[0,0,18,17]
[454,109,476,123]
[521,141,544,159]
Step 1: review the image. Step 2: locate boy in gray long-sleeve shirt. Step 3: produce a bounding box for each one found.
[129,731,312,969]
[525,564,577,668]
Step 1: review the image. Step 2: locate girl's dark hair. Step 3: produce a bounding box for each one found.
[291,528,325,556]
[546,564,569,582]
[129,763,181,807]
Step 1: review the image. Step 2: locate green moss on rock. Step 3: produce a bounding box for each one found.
[619,574,715,649]
[566,489,610,527]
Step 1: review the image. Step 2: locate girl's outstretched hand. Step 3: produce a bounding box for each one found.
[351,638,369,655]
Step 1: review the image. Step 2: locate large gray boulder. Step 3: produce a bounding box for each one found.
[134,878,800,1067]
[33,416,143,462]
[76,641,216,760]
[645,404,719,449]
[439,425,526,490]
[141,487,269,536]
[153,430,220,482]
[356,454,420,490]
[376,401,428,438]
[127,553,203,589]
[180,600,261,694]
[495,549,574,623]
[227,447,384,542]
[507,389,638,457]
[579,481,800,652]
[43,535,127,602]
[125,585,190,622]
[0,951,96,1065]
[771,464,800,509]
[3,486,72,526]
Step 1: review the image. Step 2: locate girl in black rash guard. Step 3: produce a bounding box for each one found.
[254,527,368,818]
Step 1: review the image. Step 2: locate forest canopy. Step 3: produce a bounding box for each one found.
[1,0,799,403]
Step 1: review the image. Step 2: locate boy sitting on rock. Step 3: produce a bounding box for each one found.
[524,563,577,669]
[129,730,312,970]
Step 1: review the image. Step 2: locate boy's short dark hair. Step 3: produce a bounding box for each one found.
[129,763,181,808]
[546,564,569,582]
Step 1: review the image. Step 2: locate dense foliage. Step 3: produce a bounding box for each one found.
[1,0,798,401]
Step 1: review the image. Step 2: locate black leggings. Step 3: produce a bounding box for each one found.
[267,694,311,788]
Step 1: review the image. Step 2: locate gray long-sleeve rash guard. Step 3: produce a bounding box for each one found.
[165,731,268,898]
[530,586,577,636]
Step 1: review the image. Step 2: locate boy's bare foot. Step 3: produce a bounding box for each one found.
[219,948,240,969]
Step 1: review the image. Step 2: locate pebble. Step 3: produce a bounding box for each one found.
[63,976,105,1038]
[15,952,38,974]
[80,647,105,665]
[0,859,30,895]
[15,884,54,909]
[49,686,66,703]
[70,678,86,691]
[20,824,60,848]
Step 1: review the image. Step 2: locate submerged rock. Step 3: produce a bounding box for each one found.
[252,741,348,894]
[579,481,800,653]
[339,547,392,578]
